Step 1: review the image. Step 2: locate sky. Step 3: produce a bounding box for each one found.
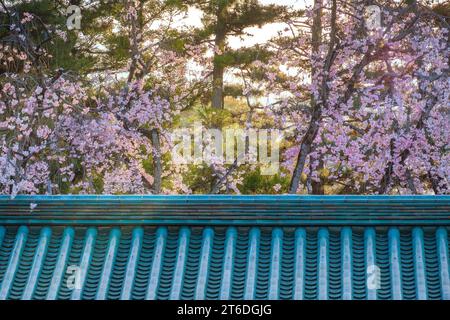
[176,0,313,49]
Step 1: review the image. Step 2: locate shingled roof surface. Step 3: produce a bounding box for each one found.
[0,195,449,300]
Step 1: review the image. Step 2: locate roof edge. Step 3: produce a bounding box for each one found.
[0,195,449,226]
[1,194,449,200]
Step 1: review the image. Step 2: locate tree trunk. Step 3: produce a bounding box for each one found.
[151,128,162,194]
[312,158,325,194]
[288,0,323,194]
[288,117,320,193]
[405,169,417,194]
[211,1,228,109]
[378,138,395,194]
[212,62,224,109]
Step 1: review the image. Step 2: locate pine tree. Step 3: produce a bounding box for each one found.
[189,0,290,109]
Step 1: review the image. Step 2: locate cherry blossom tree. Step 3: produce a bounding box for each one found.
[264,0,449,194]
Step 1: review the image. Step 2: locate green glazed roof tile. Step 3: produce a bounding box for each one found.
[0,195,448,300]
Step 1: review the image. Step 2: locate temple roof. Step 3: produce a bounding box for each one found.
[0,195,449,300]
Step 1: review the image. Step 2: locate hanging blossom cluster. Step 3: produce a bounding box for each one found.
[0,72,87,196]
[103,163,146,194]
[97,80,177,194]
[0,70,181,195]
[110,80,173,130]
